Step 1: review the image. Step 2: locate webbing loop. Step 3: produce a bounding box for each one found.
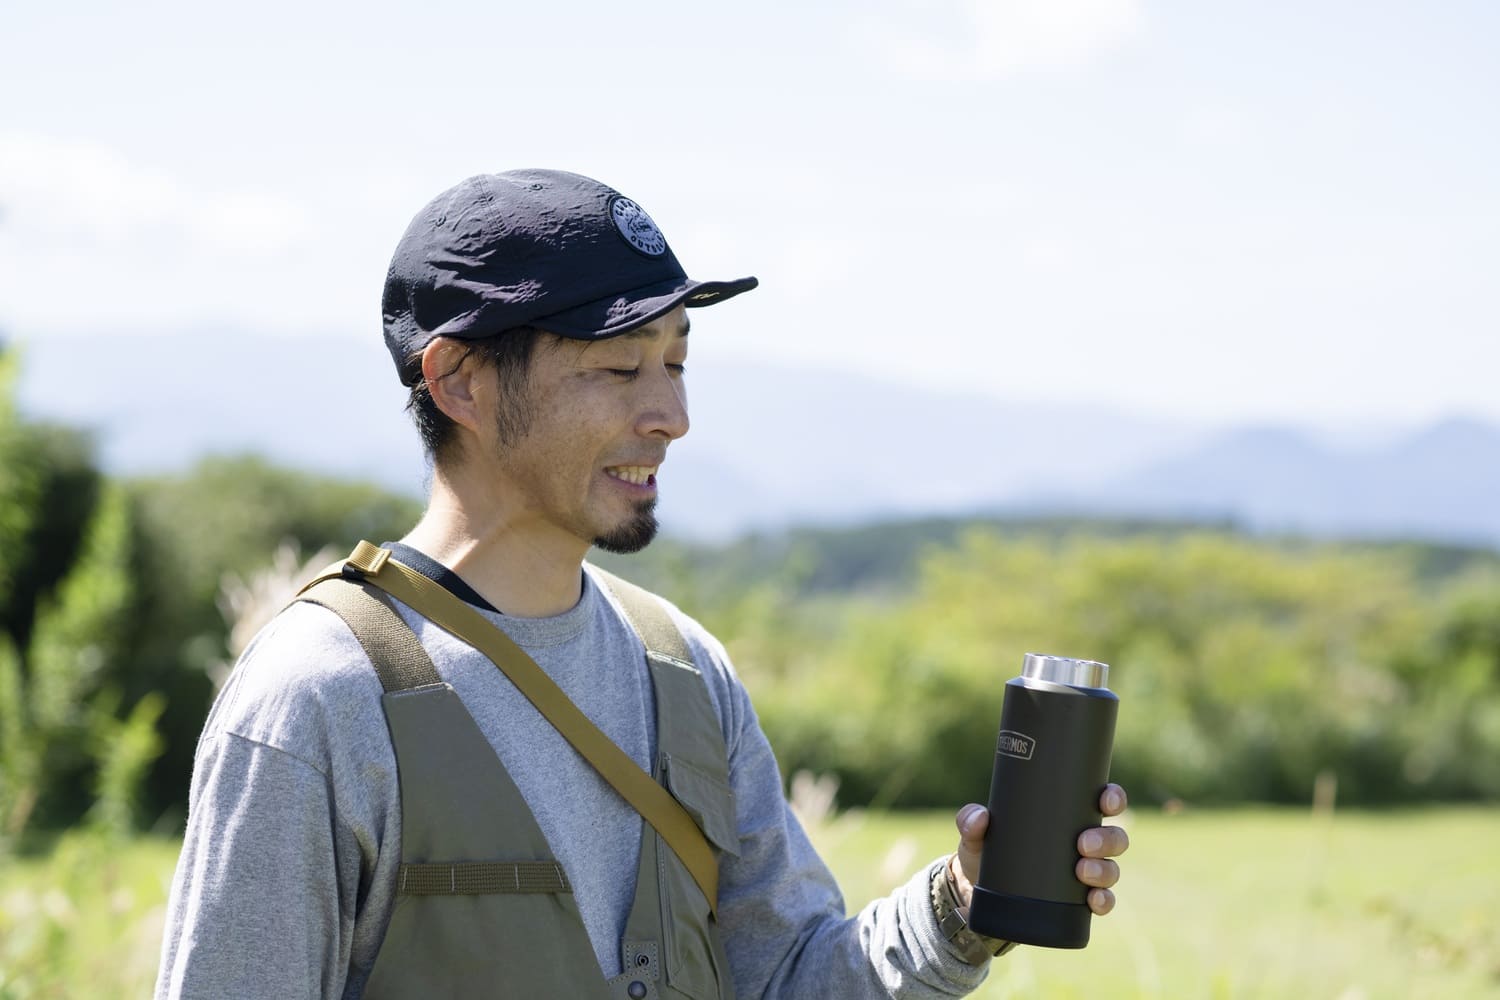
[346,539,391,576]
[396,860,573,896]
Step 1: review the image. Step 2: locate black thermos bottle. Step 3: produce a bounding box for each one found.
[966,653,1119,949]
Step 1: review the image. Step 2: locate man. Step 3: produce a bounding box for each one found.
[155,169,1128,999]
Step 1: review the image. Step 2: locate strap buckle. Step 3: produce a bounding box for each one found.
[342,540,391,580]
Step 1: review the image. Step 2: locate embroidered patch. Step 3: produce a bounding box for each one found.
[610,196,668,257]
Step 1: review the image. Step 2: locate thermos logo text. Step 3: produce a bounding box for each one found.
[996,730,1036,760]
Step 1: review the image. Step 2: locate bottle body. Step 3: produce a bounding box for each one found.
[967,657,1118,949]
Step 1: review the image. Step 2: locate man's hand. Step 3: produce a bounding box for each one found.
[947,784,1130,916]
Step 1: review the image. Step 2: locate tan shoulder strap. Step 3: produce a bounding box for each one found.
[298,578,442,691]
[586,565,695,668]
[297,541,720,916]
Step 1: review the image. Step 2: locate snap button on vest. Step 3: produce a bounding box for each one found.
[629,981,648,998]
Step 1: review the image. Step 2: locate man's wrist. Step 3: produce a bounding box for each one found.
[929,860,1017,965]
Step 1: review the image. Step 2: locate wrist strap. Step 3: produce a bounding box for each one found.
[931,861,1016,964]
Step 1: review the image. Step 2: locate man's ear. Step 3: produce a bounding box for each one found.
[422,338,489,434]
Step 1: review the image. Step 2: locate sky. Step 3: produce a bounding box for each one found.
[2,0,1496,434]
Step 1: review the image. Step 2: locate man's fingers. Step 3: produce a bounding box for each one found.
[1086,888,1116,916]
[954,803,988,843]
[951,804,988,889]
[1100,783,1128,816]
[1077,825,1130,858]
[1075,857,1120,889]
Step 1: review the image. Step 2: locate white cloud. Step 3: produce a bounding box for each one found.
[864,0,1145,81]
[0,132,345,335]
[0,132,310,253]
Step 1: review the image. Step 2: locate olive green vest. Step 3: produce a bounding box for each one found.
[299,568,737,1000]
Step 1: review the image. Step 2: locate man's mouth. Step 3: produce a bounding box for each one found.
[605,465,658,487]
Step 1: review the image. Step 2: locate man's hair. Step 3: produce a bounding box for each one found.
[404,326,548,464]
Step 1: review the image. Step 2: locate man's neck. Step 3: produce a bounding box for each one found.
[401,469,590,619]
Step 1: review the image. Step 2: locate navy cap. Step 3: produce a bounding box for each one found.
[382,169,758,385]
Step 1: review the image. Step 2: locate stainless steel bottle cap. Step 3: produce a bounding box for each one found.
[1022,653,1110,689]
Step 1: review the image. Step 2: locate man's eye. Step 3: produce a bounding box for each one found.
[667,363,687,376]
[607,368,641,380]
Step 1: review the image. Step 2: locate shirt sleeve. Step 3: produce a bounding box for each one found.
[154,731,361,1000]
[713,679,993,999]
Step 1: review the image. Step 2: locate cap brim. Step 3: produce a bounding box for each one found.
[535,275,759,340]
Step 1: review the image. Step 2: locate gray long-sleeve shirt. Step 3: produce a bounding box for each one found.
[154,562,991,999]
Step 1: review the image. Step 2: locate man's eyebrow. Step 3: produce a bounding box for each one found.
[618,316,691,341]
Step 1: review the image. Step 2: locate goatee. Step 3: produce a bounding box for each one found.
[592,500,660,555]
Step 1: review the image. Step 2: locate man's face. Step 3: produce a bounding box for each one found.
[486,305,691,555]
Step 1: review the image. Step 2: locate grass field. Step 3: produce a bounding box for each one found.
[812,806,1500,999]
[1,807,1496,998]
[0,831,178,999]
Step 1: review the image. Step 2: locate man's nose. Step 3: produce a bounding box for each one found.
[639,368,690,441]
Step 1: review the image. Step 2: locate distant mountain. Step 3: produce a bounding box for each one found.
[661,360,1204,536]
[1040,418,1500,546]
[13,331,1205,537]
[12,331,1500,547]
[15,329,430,497]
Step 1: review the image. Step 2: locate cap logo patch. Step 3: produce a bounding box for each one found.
[610,197,668,257]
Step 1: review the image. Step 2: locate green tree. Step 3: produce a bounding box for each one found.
[1,346,429,833]
[0,349,150,835]
[125,455,423,822]
[730,529,1495,808]
[1,484,144,835]
[0,350,43,629]
[0,352,104,662]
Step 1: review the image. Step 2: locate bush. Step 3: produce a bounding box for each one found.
[720,530,1500,808]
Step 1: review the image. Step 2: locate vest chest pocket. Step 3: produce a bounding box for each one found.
[658,753,739,1000]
